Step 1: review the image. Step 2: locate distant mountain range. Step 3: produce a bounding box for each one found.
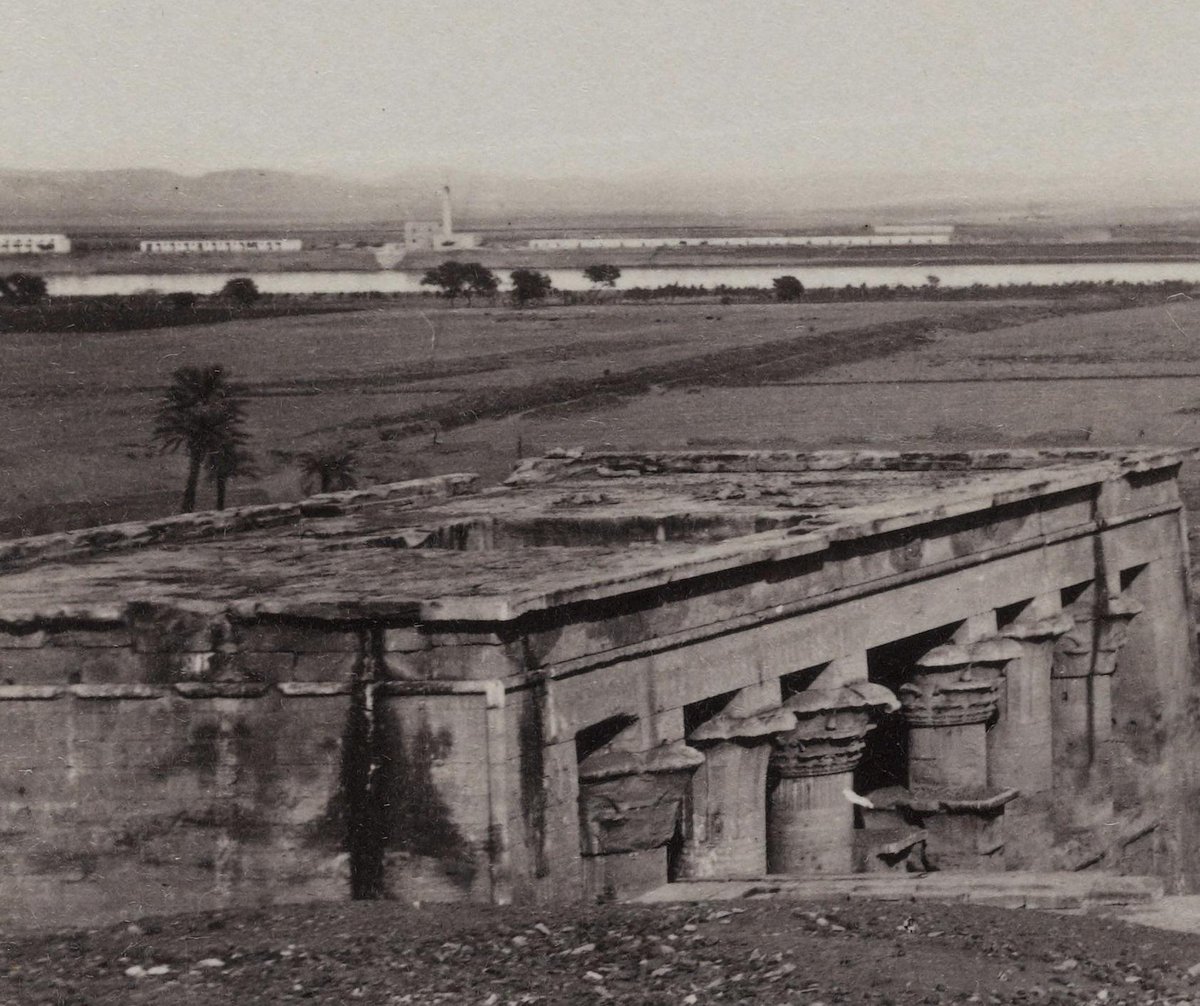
[0,167,1196,233]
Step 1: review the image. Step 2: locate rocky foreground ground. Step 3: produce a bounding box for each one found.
[4,897,1200,1005]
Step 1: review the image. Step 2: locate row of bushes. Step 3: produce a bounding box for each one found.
[612,278,1197,304]
[4,275,1195,337]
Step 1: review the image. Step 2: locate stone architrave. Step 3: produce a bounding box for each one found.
[1052,595,1142,834]
[681,705,796,879]
[577,741,704,899]
[766,682,899,874]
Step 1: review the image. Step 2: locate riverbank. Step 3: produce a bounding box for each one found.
[400,240,1200,272]
[0,297,367,336]
[24,262,1200,297]
[9,241,1200,278]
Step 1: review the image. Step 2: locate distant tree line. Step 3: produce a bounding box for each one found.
[419,261,499,304]
[0,272,48,305]
[419,261,560,307]
[613,277,1197,305]
[0,276,371,335]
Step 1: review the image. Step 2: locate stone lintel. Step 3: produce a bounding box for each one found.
[870,785,1020,816]
[173,682,272,699]
[934,788,1021,815]
[276,681,354,696]
[0,684,62,701]
[71,683,164,700]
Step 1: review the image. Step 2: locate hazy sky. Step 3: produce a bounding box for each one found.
[5,0,1200,188]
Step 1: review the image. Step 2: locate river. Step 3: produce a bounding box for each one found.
[43,260,1200,297]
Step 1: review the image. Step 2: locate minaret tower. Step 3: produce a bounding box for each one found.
[440,186,454,238]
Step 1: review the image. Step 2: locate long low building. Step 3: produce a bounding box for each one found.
[139,238,302,253]
[528,234,952,250]
[875,224,956,235]
[0,234,71,254]
[0,448,1197,925]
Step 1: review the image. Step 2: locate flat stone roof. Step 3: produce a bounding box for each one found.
[0,449,1190,625]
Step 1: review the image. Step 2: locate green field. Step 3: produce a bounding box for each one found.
[4,295,1200,536]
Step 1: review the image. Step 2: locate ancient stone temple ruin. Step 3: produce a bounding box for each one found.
[1,448,1198,926]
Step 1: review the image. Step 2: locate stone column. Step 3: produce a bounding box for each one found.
[991,611,1074,865]
[681,703,795,879]
[901,644,998,793]
[896,642,1018,870]
[577,742,703,900]
[991,612,1074,795]
[766,682,899,874]
[1052,595,1142,835]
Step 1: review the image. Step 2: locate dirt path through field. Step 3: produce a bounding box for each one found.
[333,301,1119,445]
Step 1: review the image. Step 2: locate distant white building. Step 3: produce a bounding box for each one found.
[139,238,303,254]
[403,187,481,250]
[528,233,952,250]
[0,234,71,254]
[874,224,956,236]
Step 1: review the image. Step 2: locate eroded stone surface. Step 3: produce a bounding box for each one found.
[0,447,1196,926]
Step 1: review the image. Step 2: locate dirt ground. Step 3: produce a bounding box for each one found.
[5,896,1200,1005]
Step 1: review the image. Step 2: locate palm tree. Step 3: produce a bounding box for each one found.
[205,441,257,510]
[297,444,359,495]
[153,365,250,512]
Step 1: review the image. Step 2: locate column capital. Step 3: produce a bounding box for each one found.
[899,644,1000,727]
[577,742,704,784]
[1001,612,1074,643]
[967,636,1023,674]
[689,706,796,746]
[769,681,899,778]
[1052,596,1142,679]
[577,742,704,857]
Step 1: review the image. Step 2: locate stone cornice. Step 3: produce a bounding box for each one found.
[1,449,1188,628]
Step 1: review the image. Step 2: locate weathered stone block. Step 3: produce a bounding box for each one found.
[220,651,297,683]
[383,628,426,653]
[0,646,144,685]
[46,629,132,649]
[292,652,359,682]
[235,623,360,653]
[582,847,668,901]
[0,629,46,648]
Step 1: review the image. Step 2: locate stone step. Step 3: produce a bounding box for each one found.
[635,871,1164,910]
[1115,895,1200,933]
